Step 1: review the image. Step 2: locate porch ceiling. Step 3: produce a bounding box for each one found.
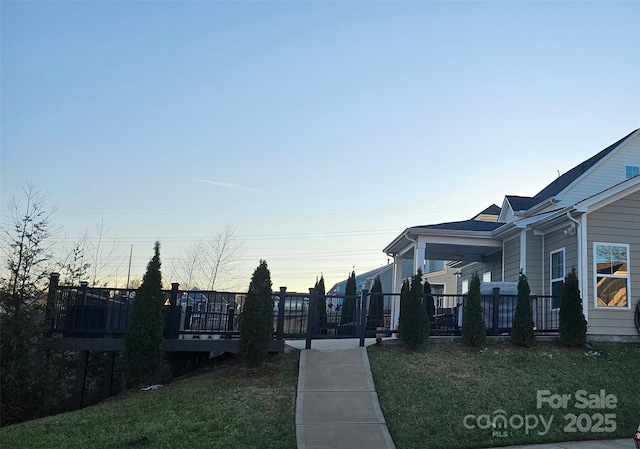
[424,242,500,262]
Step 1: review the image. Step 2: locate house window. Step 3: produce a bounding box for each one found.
[550,248,565,310]
[461,280,469,294]
[482,271,491,283]
[626,165,640,179]
[594,243,629,308]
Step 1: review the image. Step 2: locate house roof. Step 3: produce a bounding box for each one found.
[504,196,540,212]
[476,204,501,216]
[414,219,504,232]
[532,128,639,201]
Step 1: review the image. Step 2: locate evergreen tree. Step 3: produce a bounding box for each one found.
[239,260,274,367]
[559,268,587,347]
[122,241,164,388]
[461,273,486,346]
[341,271,357,324]
[315,275,327,333]
[424,278,435,322]
[398,270,429,349]
[367,275,384,329]
[512,271,535,346]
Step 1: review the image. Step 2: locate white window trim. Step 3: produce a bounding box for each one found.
[550,247,565,311]
[593,242,631,310]
[461,279,469,294]
[482,271,491,283]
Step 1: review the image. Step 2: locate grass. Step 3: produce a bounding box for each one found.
[368,340,640,449]
[0,350,300,449]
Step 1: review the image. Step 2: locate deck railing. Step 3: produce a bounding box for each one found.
[45,274,558,340]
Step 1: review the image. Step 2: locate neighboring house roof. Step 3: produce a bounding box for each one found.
[478,204,501,216]
[328,264,393,294]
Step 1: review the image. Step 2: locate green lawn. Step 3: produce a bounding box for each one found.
[0,351,300,449]
[368,340,640,449]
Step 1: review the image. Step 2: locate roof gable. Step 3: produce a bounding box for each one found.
[533,128,639,202]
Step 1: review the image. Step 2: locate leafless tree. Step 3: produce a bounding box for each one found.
[171,224,244,291]
[88,219,123,287]
[205,223,245,291]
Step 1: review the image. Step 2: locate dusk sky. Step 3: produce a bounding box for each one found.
[2,1,639,292]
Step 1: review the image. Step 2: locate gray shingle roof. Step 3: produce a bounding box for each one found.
[505,195,540,212]
[415,220,504,232]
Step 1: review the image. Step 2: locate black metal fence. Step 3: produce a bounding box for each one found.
[428,290,559,336]
[46,274,558,341]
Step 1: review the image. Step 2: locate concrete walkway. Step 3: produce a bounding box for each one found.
[287,338,396,449]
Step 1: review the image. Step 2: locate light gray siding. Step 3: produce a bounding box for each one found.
[544,228,579,295]
[559,133,640,206]
[525,232,543,294]
[503,236,520,282]
[586,190,640,336]
[456,252,502,293]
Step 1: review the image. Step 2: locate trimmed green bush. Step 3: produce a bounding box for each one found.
[559,268,587,347]
[461,273,486,346]
[367,275,384,329]
[424,278,435,322]
[341,271,357,324]
[315,275,327,333]
[122,241,165,387]
[512,271,535,346]
[239,260,274,367]
[399,270,429,349]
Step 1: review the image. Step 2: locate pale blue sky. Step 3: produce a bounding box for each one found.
[2,1,639,291]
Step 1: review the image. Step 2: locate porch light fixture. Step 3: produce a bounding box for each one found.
[563,224,576,236]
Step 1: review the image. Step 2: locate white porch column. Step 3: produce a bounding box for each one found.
[414,238,426,274]
[390,255,403,335]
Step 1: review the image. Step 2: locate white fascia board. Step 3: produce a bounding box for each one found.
[383,228,411,255]
[498,198,514,222]
[413,230,503,248]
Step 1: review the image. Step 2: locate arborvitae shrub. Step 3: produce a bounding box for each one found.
[367,275,384,329]
[559,268,587,347]
[461,273,486,346]
[398,270,429,349]
[424,279,435,322]
[341,271,357,325]
[315,275,327,333]
[512,271,535,346]
[239,260,274,367]
[122,241,164,387]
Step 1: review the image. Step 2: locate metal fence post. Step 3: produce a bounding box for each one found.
[306,288,317,350]
[276,287,286,340]
[45,272,60,337]
[359,289,368,347]
[492,287,500,336]
[170,282,179,306]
